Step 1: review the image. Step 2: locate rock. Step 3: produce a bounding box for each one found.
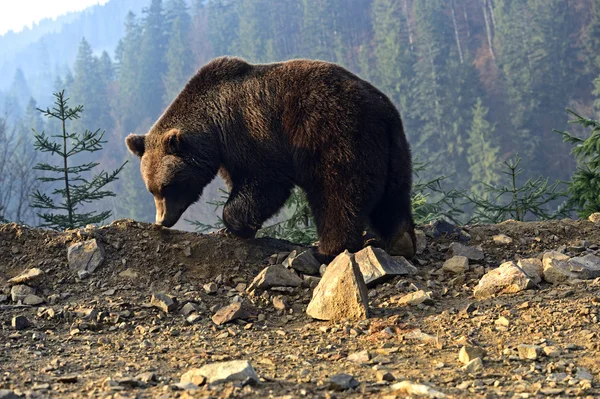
[303,275,321,289]
[328,373,359,391]
[247,264,303,292]
[576,368,593,382]
[494,316,510,328]
[347,350,371,364]
[56,375,78,383]
[473,261,534,299]
[284,250,321,275]
[462,357,484,374]
[77,270,90,280]
[459,345,487,365]
[543,251,600,283]
[8,268,45,285]
[517,258,543,284]
[136,372,157,384]
[568,254,600,279]
[493,234,513,245]
[0,295,7,303]
[180,302,198,316]
[589,212,600,223]
[518,344,542,360]
[150,293,177,313]
[12,315,30,330]
[173,382,199,391]
[376,369,395,382]
[355,246,416,286]
[425,219,469,242]
[272,295,287,311]
[211,302,250,325]
[23,294,44,306]
[415,229,427,254]
[11,284,36,302]
[181,360,259,385]
[390,381,447,398]
[67,239,105,273]
[397,290,434,306]
[0,390,19,399]
[442,256,469,274]
[543,346,561,357]
[388,231,416,258]
[306,251,369,321]
[203,282,218,294]
[186,314,202,324]
[119,269,139,279]
[447,242,484,261]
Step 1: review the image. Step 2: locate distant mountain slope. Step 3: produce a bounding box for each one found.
[0,0,151,103]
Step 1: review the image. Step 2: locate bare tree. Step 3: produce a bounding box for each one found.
[0,116,40,224]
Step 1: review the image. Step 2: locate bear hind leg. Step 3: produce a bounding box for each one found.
[369,180,416,258]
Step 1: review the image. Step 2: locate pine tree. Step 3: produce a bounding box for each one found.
[30,91,126,230]
[205,0,239,56]
[163,0,194,105]
[138,0,169,122]
[466,98,500,197]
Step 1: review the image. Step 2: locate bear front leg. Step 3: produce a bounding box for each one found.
[222,178,293,239]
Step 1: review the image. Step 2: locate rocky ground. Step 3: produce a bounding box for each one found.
[1,217,600,399]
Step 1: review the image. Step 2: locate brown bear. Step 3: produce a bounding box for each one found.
[125,56,416,262]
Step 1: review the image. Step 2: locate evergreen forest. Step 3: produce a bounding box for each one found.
[1,0,600,230]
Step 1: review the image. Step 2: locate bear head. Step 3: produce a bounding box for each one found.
[125,128,219,228]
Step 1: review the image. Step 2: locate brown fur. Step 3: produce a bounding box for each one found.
[125,56,416,261]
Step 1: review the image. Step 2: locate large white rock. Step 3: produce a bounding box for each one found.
[473,261,534,299]
[306,251,369,321]
[181,360,259,385]
[355,246,416,286]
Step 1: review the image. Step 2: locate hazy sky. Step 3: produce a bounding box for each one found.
[0,0,110,35]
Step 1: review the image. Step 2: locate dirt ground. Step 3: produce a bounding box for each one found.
[1,217,600,398]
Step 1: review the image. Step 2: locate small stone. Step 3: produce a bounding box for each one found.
[211,302,250,325]
[355,246,417,286]
[12,315,30,330]
[575,368,593,382]
[185,313,201,324]
[397,290,434,306]
[136,372,157,384]
[494,316,510,327]
[0,295,7,303]
[347,350,370,364]
[415,229,427,254]
[284,250,321,275]
[183,246,192,257]
[543,346,561,357]
[181,360,259,385]
[203,282,218,294]
[272,295,287,311]
[518,344,542,360]
[56,375,78,383]
[77,270,90,280]
[151,292,177,313]
[180,302,198,316]
[390,380,447,398]
[473,261,534,299]
[303,275,321,289]
[11,284,35,302]
[247,264,303,292]
[493,234,513,245]
[447,243,484,261]
[119,269,139,279]
[517,258,543,284]
[8,268,45,285]
[567,254,600,279]
[376,369,395,382]
[67,239,105,273]
[23,294,44,305]
[588,212,600,223]
[306,251,369,321]
[459,345,487,365]
[0,390,19,399]
[328,373,359,391]
[388,231,416,258]
[462,357,484,374]
[426,219,469,241]
[442,256,469,274]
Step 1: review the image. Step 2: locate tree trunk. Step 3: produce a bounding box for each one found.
[482,0,495,60]
[451,0,464,64]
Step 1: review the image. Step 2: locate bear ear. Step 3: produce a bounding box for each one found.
[162,129,183,154]
[125,134,145,158]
